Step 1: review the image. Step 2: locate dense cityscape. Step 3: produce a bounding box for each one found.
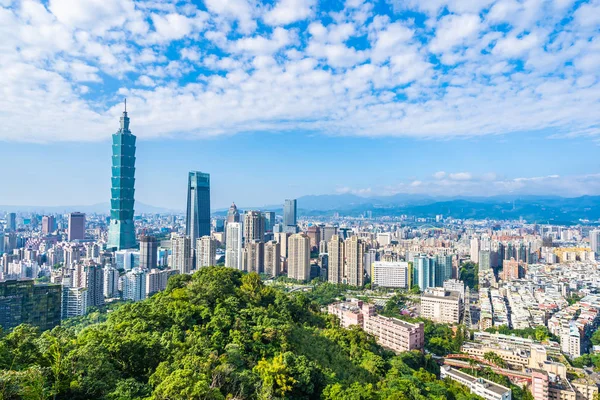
[1,107,600,400]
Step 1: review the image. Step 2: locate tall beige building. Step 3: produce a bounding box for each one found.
[242,241,264,273]
[171,235,192,274]
[288,234,310,281]
[328,235,344,284]
[196,236,216,268]
[345,236,365,287]
[243,211,265,242]
[421,288,463,324]
[264,240,281,277]
[274,232,289,258]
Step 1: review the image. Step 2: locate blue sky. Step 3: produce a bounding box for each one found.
[0,0,599,209]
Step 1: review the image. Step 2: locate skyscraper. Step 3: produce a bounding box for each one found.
[186,171,211,245]
[68,212,85,241]
[225,222,242,270]
[108,102,137,251]
[288,233,310,281]
[262,211,276,232]
[139,236,158,270]
[284,199,297,233]
[41,215,55,235]
[244,211,265,242]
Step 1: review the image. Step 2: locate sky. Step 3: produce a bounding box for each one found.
[0,0,599,210]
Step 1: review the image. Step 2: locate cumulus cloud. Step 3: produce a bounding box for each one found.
[0,0,598,143]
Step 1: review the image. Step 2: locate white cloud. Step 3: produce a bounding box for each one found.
[264,0,315,26]
[430,14,481,53]
[203,0,257,33]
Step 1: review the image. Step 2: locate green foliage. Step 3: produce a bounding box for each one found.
[0,267,486,399]
[484,325,558,342]
[380,293,408,318]
[459,262,479,291]
[567,293,583,306]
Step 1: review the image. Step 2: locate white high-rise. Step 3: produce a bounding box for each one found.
[225,222,243,270]
[171,235,192,274]
[196,236,216,268]
[122,268,147,302]
[372,261,409,288]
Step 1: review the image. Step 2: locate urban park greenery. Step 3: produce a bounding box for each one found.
[0,267,485,400]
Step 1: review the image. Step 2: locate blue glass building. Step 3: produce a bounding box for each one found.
[186,171,211,245]
[108,103,137,250]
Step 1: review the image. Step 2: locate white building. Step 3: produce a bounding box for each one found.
[103,266,119,298]
[225,222,243,270]
[61,286,88,319]
[371,261,409,288]
[288,234,310,281]
[196,236,216,268]
[171,235,192,274]
[122,268,147,302]
[421,288,463,324]
[146,268,170,296]
[440,366,511,400]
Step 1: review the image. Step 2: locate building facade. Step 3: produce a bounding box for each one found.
[186,171,211,245]
[107,103,137,250]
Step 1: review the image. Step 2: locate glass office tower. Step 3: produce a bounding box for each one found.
[108,102,137,250]
[186,171,211,245]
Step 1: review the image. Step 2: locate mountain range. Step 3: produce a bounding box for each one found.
[2,194,599,224]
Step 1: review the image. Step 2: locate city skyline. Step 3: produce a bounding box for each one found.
[1,0,599,209]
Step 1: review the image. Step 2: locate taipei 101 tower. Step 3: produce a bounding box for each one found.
[107,100,137,250]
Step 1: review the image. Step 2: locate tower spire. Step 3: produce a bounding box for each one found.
[124,98,127,112]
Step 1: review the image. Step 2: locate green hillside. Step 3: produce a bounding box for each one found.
[0,267,482,400]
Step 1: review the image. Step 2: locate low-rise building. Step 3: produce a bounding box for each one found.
[440,366,512,400]
[421,288,463,324]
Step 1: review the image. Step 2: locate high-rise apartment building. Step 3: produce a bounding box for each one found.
[242,241,264,273]
[307,226,321,249]
[287,233,310,281]
[139,235,158,270]
[107,102,137,250]
[225,222,242,270]
[244,211,265,242]
[321,226,337,242]
[62,286,88,319]
[103,266,119,298]
[345,236,365,287]
[146,269,172,296]
[274,232,289,258]
[42,215,55,235]
[264,241,281,277]
[196,236,216,268]
[171,235,192,274]
[186,171,211,245]
[479,250,491,271]
[470,238,480,264]
[68,212,85,241]
[122,268,147,302]
[284,199,297,232]
[328,235,344,284]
